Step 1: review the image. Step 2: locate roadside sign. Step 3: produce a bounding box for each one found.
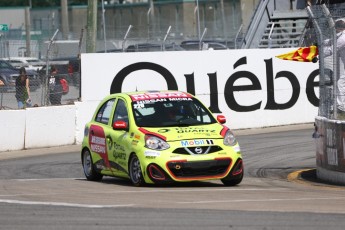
[0,24,9,31]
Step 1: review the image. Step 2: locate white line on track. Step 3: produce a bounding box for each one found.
[0,199,134,209]
[178,196,345,204]
[9,178,84,181]
[0,188,288,198]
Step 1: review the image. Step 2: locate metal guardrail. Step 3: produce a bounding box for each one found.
[310,3,345,185]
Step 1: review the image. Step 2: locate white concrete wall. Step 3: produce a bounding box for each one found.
[0,110,26,151]
[0,48,320,152]
[25,105,76,149]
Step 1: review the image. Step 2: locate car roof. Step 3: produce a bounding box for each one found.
[104,90,194,102]
[180,40,232,50]
[2,57,42,61]
[126,43,185,52]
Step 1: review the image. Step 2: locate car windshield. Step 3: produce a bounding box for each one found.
[0,60,15,69]
[27,59,43,65]
[132,97,217,127]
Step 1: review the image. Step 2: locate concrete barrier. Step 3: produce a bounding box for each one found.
[25,105,76,149]
[0,102,99,152]
[0,110,26,151]
[314,116,345,185]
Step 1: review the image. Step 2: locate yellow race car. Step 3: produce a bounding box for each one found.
[81,90,243,186]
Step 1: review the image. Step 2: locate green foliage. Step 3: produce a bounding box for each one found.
[0,0,88,7]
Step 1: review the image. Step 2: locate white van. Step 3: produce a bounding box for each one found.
[1,57,45,72]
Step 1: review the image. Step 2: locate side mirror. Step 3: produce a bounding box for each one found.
[113,120,128,130]
[217,115,226,124]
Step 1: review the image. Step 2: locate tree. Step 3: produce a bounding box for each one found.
[0,0,88,7]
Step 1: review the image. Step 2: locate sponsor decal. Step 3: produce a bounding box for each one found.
[135,98,168,104]
[158,129,170,133]
[181,139,214,146]
[133,97,192,109]
[233,146,241,153]
[89,125,107,155]
[130,92,191,101]
[144,150,161,157]
[110,59,320,113]
[91,143,106,154]
[168,97,192,101]
[88,125,110,168]
[134,134,141,139]
[170,155,181,158]
[133,103,145,109]
[95,162,106,170]
[113,152,126,161]
[132,140,139,145]
[175,127,216,134]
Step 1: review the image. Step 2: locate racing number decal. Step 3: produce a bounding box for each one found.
[89,125,110,168]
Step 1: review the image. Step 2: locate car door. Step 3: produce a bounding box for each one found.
[88,98,116,175]
[107,98,132,178]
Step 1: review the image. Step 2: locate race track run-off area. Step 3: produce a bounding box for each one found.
[0,124,345,230]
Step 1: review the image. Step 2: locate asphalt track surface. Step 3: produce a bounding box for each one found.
[0,123,345,230]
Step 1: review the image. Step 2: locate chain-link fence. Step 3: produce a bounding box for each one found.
[306,3,345,120]
[0,58,80,110]
[0,25,81,110]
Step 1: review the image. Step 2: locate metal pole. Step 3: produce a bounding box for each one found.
[25,6,31,57]
[122,25,132,52]
[321,4,337,119]
[61,0,69,40]
[78,29,84,58]
[307,6,327,117]
[199,27,207,50]
[268,23,275,49]
[86,0,97,53]
[196,0,201,40]
[162,25,171,51]
[147,7,152,40]
[42,29,59,106]
[220,0,226,39]
[234,24,243,49]
[101,0,107,52]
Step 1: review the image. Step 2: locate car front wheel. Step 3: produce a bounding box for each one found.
[82,149,103,181]
[129,154,145,187]
[221,171,243,186]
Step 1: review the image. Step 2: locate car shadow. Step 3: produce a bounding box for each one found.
[76,177,228,188]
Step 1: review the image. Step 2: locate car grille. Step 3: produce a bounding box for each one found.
[172,145,223,155]
[167,158,231,178]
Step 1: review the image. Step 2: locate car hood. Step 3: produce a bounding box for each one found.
[26,69,38,75]
[141,123,226,141]
[0,68,36,75]
[0,68,18,75]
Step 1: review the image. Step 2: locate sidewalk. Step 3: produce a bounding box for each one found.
[0,144,81,161]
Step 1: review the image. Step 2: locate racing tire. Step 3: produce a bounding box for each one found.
[82,149,103,181]
[129,154,146,187]
[221,171,243,186]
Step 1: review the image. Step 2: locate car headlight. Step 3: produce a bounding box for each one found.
[223,130,237,146]
[145,135,170,150]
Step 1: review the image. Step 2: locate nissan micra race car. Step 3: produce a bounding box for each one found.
[81,90,243,186]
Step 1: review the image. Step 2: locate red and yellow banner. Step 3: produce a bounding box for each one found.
[276,45,318,62]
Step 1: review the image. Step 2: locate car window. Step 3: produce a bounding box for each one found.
[95,99,115,125]
[132,98,216,127]
[27,59,40,64]
[113,99,129,125]
[0,61,13,69]
[9,60,22,64]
